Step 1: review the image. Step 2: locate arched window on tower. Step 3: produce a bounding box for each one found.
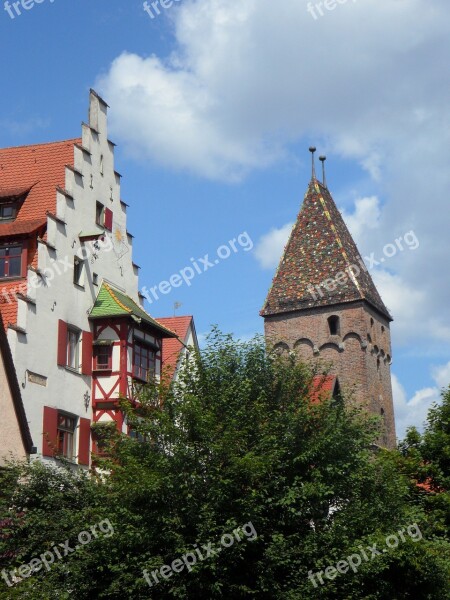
[328,315,340,336]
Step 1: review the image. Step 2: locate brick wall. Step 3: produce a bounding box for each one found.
[264,300,396,448]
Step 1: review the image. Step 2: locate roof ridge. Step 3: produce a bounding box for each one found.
[315,183,365,301]
[103,283,132,314]
[0,137,81,153]
[100,283,179,337]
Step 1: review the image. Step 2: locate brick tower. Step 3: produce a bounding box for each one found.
[261,150,396,447]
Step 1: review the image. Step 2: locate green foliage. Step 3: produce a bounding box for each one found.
[0,331,449,599]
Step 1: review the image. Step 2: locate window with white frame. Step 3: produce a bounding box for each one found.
[67,328,81,370]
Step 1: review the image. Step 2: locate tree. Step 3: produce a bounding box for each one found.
[0,331,449,599]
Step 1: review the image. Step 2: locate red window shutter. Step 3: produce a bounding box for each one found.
[20,243,28,278]
[57,320,68,366]
[78,418,91,466]
[42,407,58,457]
[82,330,93,376]
[104,208,113,231]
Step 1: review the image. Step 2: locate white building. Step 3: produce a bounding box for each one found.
[0,90,196,466]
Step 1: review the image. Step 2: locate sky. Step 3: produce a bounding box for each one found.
[1,0,449,438]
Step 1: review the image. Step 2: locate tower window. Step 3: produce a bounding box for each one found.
[328,315,340,336]
[370,318,374,327]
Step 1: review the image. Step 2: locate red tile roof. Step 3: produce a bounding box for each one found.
[156,316,194,380]
[0,138,79,327]
[309,375,338,405]
[0,138,79,224]
[0,218,46,237]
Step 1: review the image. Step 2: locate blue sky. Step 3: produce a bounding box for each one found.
[1,0,449,437]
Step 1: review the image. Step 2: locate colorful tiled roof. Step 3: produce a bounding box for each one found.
[261,178,391,320]
[89,282,177,337]
[156,316,194,379]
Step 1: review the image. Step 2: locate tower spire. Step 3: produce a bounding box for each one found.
[319,155,327,188]
[309,146,317,180]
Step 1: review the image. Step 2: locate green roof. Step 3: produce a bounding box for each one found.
[89,282,177,337]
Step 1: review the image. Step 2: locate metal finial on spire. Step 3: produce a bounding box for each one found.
[309,146,317,180]
[319,155,327,188]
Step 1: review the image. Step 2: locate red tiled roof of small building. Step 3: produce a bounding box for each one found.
[156,316,193,380]
[261,178,391,320]
[309,374,338,405]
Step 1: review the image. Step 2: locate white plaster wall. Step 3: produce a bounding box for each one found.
[7,93,144,463]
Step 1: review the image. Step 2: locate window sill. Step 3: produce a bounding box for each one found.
[132,376,150,384]
[73,283,85,290]
[64,366,84,377]
[93,368,112,374]
[0,275,25,282]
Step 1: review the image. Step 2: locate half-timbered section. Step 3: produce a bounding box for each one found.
[89,282,176,433]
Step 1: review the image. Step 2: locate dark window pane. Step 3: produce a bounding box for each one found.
[1,206,14,219]
[8,257,21,277]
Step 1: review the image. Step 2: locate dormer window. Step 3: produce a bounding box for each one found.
[0,204,16,221]
[0,190,27,222]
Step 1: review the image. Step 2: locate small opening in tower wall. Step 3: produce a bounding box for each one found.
[370,318,374,327]
[328,315,340,336]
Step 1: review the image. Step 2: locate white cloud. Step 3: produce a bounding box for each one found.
[341,196,381,244]
[371,270,427,346]
[254,222,293,269]
[392,374,439,439]
[393,359,450,439]
[97,0,450,350]
[432,361,450,390]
